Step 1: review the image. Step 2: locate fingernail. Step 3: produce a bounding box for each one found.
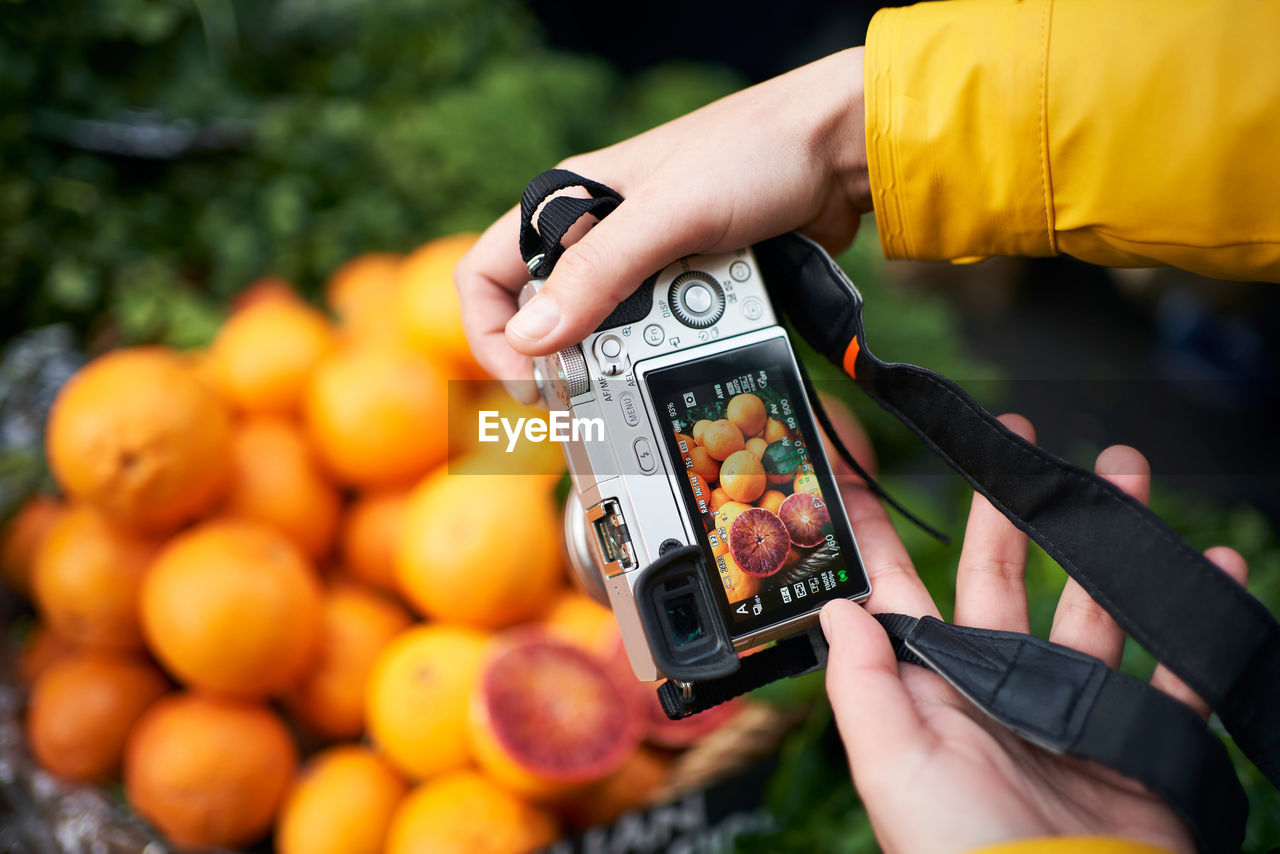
[819,605,833,640]
[508,295,560,342]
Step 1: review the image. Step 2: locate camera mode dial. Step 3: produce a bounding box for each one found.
[668,271,726,329]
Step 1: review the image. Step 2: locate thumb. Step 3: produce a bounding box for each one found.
[505,194,725,356]
[822,599,932,778]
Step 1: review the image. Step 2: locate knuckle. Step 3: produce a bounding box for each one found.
[966,558,1025,584]
[553,237,611,293]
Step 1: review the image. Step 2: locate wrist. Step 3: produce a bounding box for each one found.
[819,47,872,215]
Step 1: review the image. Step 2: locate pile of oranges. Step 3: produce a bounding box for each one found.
[0,235,744,854]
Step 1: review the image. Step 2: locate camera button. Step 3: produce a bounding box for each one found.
[741,297,764,321]
[620,393,640,427]
[643,324,665,346]
[669,271,726,328]
[633,437,657,473]
[684,284,713,314]
[594,334,628,377]
[730,260,751,282]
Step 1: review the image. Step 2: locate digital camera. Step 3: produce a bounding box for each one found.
[521,248,871,683]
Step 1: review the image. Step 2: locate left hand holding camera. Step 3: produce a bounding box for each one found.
[822,413,1248,854]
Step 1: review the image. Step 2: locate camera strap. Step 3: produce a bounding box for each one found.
[517,172,1276,854]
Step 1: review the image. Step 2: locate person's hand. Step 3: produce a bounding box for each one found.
[823,414,1249,854]
[454,48,871,395]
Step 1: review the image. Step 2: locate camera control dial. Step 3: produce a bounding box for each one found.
[534,345,590,407]
[668,272,726,329]
[547,343,591,404]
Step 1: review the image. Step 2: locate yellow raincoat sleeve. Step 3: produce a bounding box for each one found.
[864,0,1280,283]
[967,840,1173,854]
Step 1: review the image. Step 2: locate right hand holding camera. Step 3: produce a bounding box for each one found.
[454,47,871,394]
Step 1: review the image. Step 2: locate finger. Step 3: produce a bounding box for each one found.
[1049,445,1151,667]
[455,205,539,389]
[822,598,934,779]
[505,187,735,356]
[817,391,878,483]
[839,476,941,620]
[1150,546,1249,718]
[954,414,1035,632]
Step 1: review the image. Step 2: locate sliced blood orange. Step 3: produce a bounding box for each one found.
[778,492,831,548]
[468,633,641,800]
[644,691,744,749]
[728,507,790,577]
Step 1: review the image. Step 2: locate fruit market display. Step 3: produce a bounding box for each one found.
[0,234,751,853]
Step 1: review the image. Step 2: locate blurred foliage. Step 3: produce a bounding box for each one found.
[0,0,742,348]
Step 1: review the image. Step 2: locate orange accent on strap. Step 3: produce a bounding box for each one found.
[841,337,861,378]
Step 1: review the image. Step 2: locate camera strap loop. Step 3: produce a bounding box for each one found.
[519,169,623,279]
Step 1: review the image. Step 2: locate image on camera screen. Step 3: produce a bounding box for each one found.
[647,339,867,638]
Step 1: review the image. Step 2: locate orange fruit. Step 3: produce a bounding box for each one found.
[33,505,157,651]
[708,487,732,511]
[457,385,566,477]
[468,633,642,800]
[285,582,412,741]
[726,393,767,437]
[141,519,320,697]
[690,420,712,445]
[124,693,296,850]
[757,489,787,514]
[719,450,767,503]
[794,467,819,496]
[221,416,341,560]
[46,347,232,532]
[208,297,336,415]
[1,494,63,597]
[304,345,449,488]
[230,276,299,313]
[764,417,791,444]
[276,745,407,854]
[385,770,559,854]
[327,253,407,344]
[396,466,563,627]
[701,419,744,461]
[557,747,671,831]
[542,590,619,657]
[394,234,486,378]
[365,624,489,781]
[26,651,169,782]
[709,502,762,600]
[18,624,75,686]
[745,436,768,459]
[339,488,410,592]
[687,446,720,484]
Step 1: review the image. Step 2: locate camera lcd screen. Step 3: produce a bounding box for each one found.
[645,336,870,639]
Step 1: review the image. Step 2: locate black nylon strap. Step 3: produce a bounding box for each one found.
[656,628,829,719]
[852,354,1280,787]
[758,231,1280,791]
[881,614,1247,854]
[519,169,623,278]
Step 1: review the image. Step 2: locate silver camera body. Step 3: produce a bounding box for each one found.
[522,248,869,681]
